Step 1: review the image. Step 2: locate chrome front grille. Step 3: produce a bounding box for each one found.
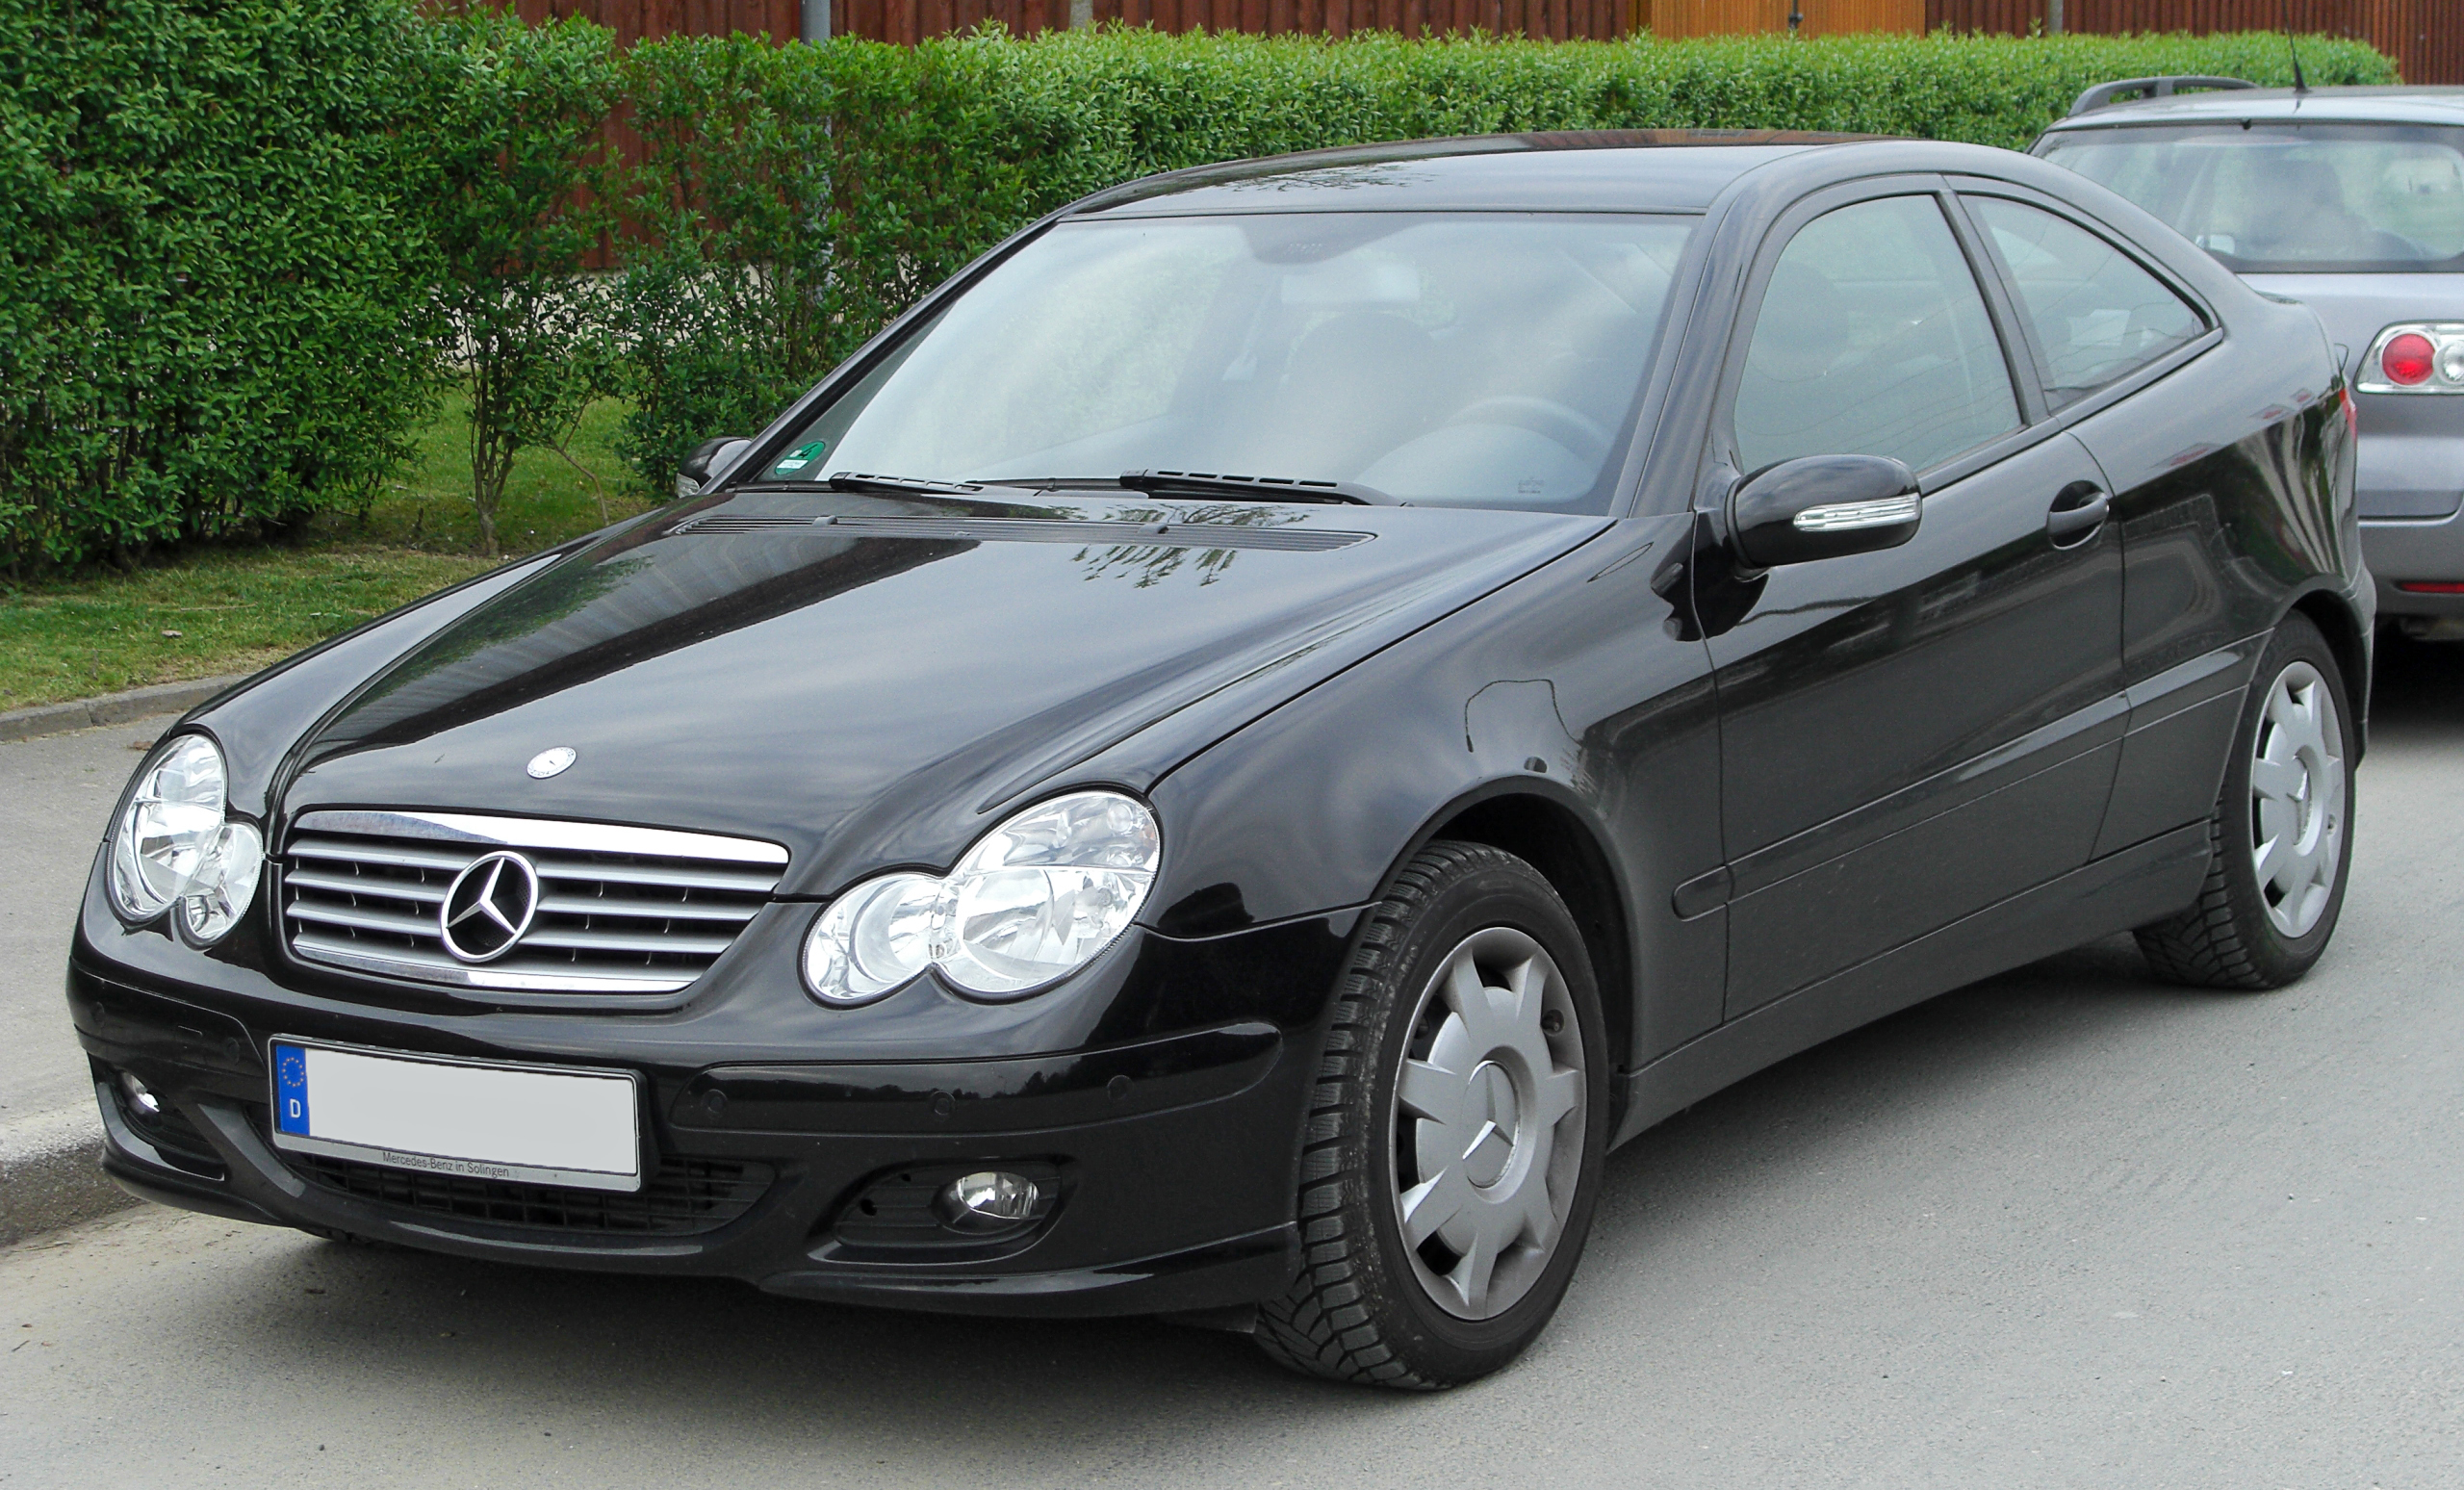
[282,809,786,995]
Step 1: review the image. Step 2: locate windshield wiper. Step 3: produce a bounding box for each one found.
[825,471,1012,497]
[1117,469,1396,506]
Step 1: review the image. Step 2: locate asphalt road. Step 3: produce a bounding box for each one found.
[5,640,2460,1488]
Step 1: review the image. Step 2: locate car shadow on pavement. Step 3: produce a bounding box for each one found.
[2364,625,2464,744]
[153,632,2464,1449]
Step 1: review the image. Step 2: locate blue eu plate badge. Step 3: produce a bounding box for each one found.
[274,1043,311,1136]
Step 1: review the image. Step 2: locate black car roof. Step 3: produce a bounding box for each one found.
[2041,86,2464,135]
[1070,131,1892,217]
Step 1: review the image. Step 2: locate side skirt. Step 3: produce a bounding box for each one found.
[1610,821,2212,1147]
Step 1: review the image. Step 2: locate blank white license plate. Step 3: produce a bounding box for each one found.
[269,1040,642,1193]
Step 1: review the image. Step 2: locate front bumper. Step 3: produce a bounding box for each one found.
[67,899,1360,1319]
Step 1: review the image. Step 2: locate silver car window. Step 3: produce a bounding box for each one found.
[2040,123,2464,272]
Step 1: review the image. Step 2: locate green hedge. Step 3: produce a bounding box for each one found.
[1,15,2398,562]
[0,0,449,569]
[612,26,2395,491]
[616,32,1101,489]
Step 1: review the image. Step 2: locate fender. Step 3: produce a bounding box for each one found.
[1130,510,1729,1071]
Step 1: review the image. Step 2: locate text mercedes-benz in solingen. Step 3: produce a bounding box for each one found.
[69,130,2368,1387]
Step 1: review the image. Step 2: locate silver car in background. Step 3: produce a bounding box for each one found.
[2035,82,2464,637]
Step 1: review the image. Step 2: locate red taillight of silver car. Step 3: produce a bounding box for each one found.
[2361,323,2464,393]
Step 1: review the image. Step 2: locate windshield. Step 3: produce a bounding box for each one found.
[757,212,1696,513]
[2040,123,2464,272]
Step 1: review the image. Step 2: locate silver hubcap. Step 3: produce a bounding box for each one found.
[1390,927,1585,1321]
[2249,659,2345,938]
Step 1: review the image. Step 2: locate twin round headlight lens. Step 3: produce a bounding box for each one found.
[107,733,264,945]
[803,790,1161,1005]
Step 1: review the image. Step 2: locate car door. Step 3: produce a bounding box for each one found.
[1693,180,2128,1018]
[1953,186,2276,860]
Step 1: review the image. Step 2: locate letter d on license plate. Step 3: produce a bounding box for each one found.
[269,1040,642,1192]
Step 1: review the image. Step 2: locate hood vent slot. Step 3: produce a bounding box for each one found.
[675,512,1370,552]
[281,809,785,999]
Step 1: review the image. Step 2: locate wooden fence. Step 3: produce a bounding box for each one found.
[1085,1,1618,41]
[513,1,799,44]
[512,0,2458,83]
[1928,2,2461,85]
[1643,2,1920,39]
[515,0,1629,40]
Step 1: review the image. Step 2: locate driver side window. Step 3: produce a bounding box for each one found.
[1733,195,2021,475]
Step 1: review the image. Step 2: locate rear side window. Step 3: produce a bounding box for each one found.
[1969,197,2203,411]
[1732,195,2020,475]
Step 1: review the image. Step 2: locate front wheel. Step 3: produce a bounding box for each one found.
[1254,842,1607,1388]
[2136,612,2356,989]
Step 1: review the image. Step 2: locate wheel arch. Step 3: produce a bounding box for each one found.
[1382,783,1639,1079]
[2286,585,2372,760]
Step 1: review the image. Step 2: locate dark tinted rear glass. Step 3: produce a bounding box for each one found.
[1969,197,2205,408]
[2040,122,2464,272]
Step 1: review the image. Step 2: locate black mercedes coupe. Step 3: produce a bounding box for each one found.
[69,130,2369,1388]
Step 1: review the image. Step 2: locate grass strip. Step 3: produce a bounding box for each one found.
[0,546,499,711]
[0,393,653,712]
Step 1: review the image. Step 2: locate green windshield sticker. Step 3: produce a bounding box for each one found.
[769,440,829,476]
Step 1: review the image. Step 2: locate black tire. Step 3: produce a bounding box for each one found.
[2135,613,2356,989]
[1254,841,1609,1389]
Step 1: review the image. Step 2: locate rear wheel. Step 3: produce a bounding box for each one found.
[2136,613,2355,989]
[1254,842,1607,1388]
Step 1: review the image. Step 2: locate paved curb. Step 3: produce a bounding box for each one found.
[0,1107,139,1246]
[0,675,249,745]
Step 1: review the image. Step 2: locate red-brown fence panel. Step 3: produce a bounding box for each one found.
[1929,0,2458,85]
[510,0,2452,78]
[1086,0,1622,39]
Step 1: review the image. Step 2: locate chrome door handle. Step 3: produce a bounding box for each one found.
[2046,487,2111,545]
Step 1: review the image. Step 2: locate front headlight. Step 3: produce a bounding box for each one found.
[107,733,264,944]
[803,791,1161,1006]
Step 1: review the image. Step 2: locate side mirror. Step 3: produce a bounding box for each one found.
[1729,453,1921,570]
[677,435,755,499]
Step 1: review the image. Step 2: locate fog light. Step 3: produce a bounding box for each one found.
[937,1169,1041,1231]
[118,1070,162,1117]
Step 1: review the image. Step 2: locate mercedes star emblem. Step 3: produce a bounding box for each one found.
[438,851,541,963]
[526,746,578,779]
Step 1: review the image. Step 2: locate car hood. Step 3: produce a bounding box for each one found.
[281,491,1606,895]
